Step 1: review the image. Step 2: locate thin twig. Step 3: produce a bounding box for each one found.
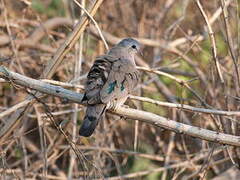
[74,0,109,50]
[195,0,224,84]
[129,95,240,117]
[220,0,240,89]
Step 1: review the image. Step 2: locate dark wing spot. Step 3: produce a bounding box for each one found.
[120,78,126,91]
[91,68,101,74]
[121,84,125,91]
[128,73,134,79]
[81,94,88,102]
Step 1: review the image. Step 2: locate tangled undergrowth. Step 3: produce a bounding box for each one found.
[0,0,240,179]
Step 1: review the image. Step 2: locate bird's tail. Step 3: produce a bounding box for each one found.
[79,104,106,137]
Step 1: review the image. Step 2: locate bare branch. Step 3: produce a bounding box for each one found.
[1,66,240,147]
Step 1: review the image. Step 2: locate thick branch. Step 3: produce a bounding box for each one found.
[0,66,240,146]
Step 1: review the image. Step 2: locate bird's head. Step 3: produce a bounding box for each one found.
[117,38,141,56]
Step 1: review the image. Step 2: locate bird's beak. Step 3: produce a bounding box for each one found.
[137,49,144,57]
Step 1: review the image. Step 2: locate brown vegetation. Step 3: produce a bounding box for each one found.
[0,0,240,179]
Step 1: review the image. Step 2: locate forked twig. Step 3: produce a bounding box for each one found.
[195,0,224,84]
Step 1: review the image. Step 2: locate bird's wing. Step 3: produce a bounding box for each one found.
[82,55,139,105]
[100,58,139,104]
[82,55,115,105]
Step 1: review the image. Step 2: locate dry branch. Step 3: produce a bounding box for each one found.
[0,0,239,178]
[1,66,240,147]
[0,0,104,144]
[41,0,104,78]
[130,95,240,117]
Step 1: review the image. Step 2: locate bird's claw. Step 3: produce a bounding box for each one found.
[107,101,119,111]
[121,104,129,108]
[107,102,129,111]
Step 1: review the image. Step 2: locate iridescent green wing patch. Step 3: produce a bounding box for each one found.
[107,81,117,94]
[120,78,126,91]
[120,83,124,91]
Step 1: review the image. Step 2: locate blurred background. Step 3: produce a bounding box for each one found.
[0,0,239,179]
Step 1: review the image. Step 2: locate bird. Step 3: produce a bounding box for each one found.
[79,38,141,137]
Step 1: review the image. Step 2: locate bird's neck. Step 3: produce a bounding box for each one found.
[107,47,136,65]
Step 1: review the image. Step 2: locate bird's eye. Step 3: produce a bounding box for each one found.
[131,45,136,49]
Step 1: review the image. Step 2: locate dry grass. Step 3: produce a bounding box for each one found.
[0,0,240,179]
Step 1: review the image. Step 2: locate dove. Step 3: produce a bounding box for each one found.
[79,38,140,137]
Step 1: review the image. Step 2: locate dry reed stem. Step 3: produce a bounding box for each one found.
[0,0,104,144]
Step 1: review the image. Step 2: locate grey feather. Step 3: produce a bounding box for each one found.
[79,104,106,137]
[79,38,140,137]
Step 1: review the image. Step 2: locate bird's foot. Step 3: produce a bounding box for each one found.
[107,102,128,111]
[107,101,120,111]
[121,104,129,109]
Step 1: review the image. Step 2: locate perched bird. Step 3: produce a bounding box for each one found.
[79,38,140,137]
